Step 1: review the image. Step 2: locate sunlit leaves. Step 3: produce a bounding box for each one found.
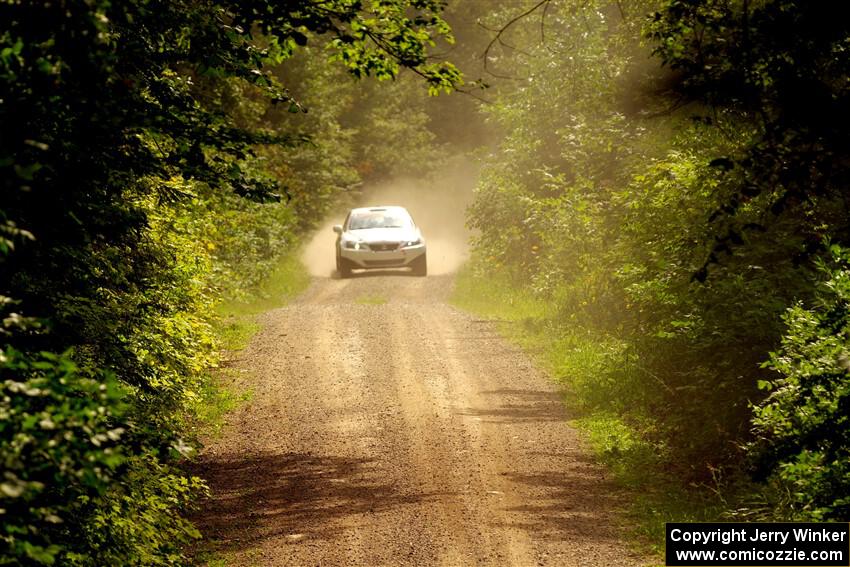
[0,350,128,564]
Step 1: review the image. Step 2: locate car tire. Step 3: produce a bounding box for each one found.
[411,253,427,277]
[336,252,352,279]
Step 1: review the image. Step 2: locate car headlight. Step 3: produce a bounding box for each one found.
[344,240,368,250]
[403,238,422,247]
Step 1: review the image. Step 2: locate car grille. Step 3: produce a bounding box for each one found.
[364,259,405,267]
[370,242,399,252]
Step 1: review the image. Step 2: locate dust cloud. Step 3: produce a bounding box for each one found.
[301,158,478,277]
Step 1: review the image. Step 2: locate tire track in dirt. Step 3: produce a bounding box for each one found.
[191,274,648,566]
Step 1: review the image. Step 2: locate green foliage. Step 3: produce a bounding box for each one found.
[221,249,310,315]
[215,249,311,353]
[749,247,850,520]
[451,263,548,322]
[76,455,206,567]
[0,349,126,565]
[647,0,850,272]
[273,43,452,222]
[324,0,462,94]
[191,369,254,439]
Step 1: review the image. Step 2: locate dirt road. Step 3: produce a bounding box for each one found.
[193,274,645,566]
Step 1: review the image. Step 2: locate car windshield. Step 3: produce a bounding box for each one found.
[348,210,410,230]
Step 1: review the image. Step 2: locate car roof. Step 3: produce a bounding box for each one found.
[348,206,410,215]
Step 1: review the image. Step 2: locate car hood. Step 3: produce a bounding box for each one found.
[346,227,421,243]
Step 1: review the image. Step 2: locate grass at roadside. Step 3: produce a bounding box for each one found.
[215,252,311,350]
[193,251,310,437]
[451,264,548,322]
[450,264,722,557]
[191,367,255,438]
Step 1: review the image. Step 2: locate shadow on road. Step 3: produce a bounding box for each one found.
[187,451,437,556]
[456,388,571,424]
[499,469,631,544]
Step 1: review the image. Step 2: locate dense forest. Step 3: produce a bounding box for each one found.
[1,0,848,564]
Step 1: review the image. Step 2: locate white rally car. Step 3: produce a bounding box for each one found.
[333,206,427,278]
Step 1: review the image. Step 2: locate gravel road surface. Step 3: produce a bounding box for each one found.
[193,274,646,566]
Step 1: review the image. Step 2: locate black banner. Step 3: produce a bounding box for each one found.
[666,522,849,566]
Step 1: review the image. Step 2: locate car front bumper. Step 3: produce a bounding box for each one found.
[339,243,426,269]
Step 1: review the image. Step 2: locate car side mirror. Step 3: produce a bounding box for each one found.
[332,225,343,234]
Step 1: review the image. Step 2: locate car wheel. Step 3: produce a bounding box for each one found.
[411,253,427,277]
[336,252,352,279]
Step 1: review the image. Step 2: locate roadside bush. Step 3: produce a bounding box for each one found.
[77,455,206,566]
[0,349,126,565]
[749,246,850,520]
